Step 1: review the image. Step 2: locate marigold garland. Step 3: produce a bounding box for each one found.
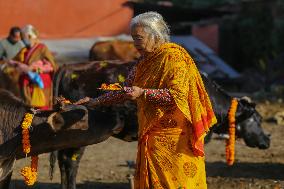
[226,98,238,166]
[20,113,39,186]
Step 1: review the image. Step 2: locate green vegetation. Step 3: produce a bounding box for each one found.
[220,3,274,71]
[140,0,284,71]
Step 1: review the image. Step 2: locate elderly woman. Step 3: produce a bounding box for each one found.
[9,25,57,110]
[77,12,217,189]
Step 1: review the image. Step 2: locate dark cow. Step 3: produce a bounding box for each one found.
[202,74,269,148]
[0,89,85,188]
[53,61,270,189]
[51,61,137,189]
[0,88,129,189]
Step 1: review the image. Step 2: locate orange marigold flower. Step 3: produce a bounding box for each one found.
[226,98,238,166]
[22,135,29,140]
[22,129,29,135]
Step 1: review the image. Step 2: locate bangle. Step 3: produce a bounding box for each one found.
[144,89,147,100]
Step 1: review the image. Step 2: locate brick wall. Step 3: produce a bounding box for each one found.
[0,0,133,39]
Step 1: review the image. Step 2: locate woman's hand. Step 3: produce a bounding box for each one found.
[7,60,21,66]
[74,97,91,105]
[7,60,30,73]
[16,63,30,73]
[124,86,144,100]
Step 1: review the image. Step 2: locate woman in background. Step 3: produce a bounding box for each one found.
[10,24,57,109]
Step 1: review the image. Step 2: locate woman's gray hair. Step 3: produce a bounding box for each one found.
[130,12,170,43]
[22,24,39,39]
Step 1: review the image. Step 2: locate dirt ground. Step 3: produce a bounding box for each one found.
[9,101,284,189]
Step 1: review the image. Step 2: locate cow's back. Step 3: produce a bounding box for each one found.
[55,61,136,101]
[89,40,140,61]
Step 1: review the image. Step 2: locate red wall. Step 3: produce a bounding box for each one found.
[0,0,133,39]
[192,24,219,53]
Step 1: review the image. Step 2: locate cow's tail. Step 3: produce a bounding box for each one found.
[49,151,57,180]
[49,66,65,180]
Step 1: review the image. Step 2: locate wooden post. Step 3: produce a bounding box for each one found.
[127,174,134,189]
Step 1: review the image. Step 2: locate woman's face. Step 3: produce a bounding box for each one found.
[22,33,37,48]
[131,25,157,55]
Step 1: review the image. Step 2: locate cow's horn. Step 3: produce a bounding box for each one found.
[241,96,252,103]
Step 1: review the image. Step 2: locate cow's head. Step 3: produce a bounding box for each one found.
[49,105,88,132]
[236,97,270,149]
[33,100,89,133]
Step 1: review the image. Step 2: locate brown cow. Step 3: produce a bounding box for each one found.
[89,40,140,61]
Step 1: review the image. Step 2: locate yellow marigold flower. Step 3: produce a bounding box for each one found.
[20,113,38,186]
[21,166,37,186]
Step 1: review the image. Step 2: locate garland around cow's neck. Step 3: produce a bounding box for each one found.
[226,98,238,166]
[20,112,39,186]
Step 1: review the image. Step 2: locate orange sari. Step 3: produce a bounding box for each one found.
[133,43,217,189]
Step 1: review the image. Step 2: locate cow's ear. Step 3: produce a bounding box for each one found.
[250,102,256,108]
[47,112,65,132]
[49,105,89,131]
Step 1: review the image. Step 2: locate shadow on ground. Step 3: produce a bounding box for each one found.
[9,162,284,189]
[206,161,284,180]
[10,180,129,189]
